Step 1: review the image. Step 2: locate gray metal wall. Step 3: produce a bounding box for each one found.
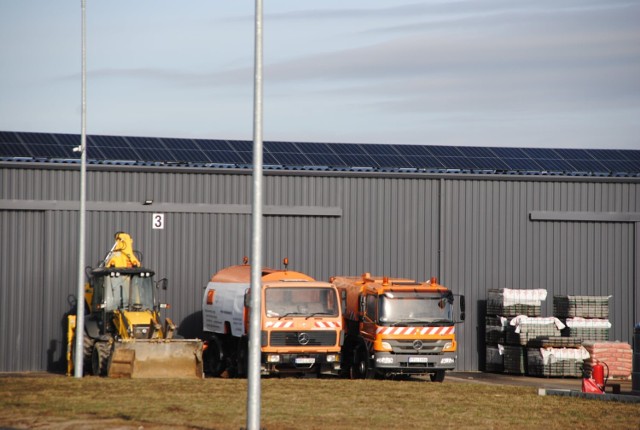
[1,163,638,372]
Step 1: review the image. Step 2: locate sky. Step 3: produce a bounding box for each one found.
[1,0,639,150]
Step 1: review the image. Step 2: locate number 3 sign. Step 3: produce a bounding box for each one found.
[152,213,165,230]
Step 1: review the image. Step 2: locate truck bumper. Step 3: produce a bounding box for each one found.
[373,352,457,374]
[261,352,341,376]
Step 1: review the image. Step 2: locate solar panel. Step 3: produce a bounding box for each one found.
[521,148,560,159]
[228,140,254,152]
[303,153,345,167]
[203,150,248,164]
[0,131,19,144]
[172,149,208,163]
[330,143,366,155]
[271,152,312,166]
[360,144,400,156]
[393,145,431,156]
[470,157,511,170]
[335,153,376,168]
[565,159,608,173]
[617,150,640,162]
[457,146,496,158]
[165,138,200,150]
[437,156,478,170]
[265,141,301,153]
[0,142,29,157]
[89,135,129,148]
[368,154,410,168]
[502,158,542,171]
[16,132,59,145]
[27,144,74,159]
[554,148,592,160]
[126,136,164,148]
[295,142,335,154]
[534,158,574,172]
[585,149,625,161]
[491,147,529,158]
[402,155,444,169]
[426,146,463,157]
[600,159,639,173]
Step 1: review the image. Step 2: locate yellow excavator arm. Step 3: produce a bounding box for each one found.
[106,232,140,268]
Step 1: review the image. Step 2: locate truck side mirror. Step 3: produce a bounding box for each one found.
[359,295,366,318]
[459,295,466,321]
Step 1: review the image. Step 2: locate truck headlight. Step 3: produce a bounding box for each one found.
[380,342,392,351]
[267,354,280,363]
[443,342,453,350]
[326,354,339,363]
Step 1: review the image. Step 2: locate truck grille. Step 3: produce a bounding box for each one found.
[270,331,337,347]
[387,339,448,354]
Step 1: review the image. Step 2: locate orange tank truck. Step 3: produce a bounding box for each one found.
[202,260,343,377]
[333,274,465,381]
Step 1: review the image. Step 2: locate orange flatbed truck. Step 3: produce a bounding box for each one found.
[333,274,465,381]
[202,261,343,377]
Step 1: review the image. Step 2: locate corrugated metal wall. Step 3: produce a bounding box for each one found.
[1,164,638,372]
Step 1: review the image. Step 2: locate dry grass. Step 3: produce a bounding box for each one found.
[1,375,639,429]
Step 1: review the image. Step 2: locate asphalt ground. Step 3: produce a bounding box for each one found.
[446,371,636,396]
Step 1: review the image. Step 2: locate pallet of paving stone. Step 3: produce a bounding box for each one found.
[485,344,504,373]
[553,295,610,319]
[505,318,562,346]
[527,336,583,348]
[526,347,584,378]
[561,317,611,342]
[487,289,546,317]
[485,316,509,344]
[502,345,527,375]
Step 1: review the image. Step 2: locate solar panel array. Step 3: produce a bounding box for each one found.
[1,131,639,177]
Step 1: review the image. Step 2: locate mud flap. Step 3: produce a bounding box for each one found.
[108,339,204,379]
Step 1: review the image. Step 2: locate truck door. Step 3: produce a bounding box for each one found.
[360,294,377,344]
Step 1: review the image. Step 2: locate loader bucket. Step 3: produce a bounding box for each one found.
[108,339,204,379]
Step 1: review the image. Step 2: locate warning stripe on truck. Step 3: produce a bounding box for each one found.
[376,326,455,336]
[314,321,341,329]
[265,321,294,328]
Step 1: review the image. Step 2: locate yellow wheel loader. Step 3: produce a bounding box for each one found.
[67,232,203,378]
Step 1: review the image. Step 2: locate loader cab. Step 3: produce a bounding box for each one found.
[90,268,157,313]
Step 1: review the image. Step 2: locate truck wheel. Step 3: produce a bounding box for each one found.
[236,339,248,378]
[92,342,110,377]
[203,336,225,377]
[351,345,369,379]
[82,334,95,374]
[430,370,445,383]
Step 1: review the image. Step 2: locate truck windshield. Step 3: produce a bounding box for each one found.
[101,275,155,312]
[379,292,452,326]
[265,287,339,318]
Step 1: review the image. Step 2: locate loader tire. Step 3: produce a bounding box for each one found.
[92,341,110,377]
[203,336,225,377]
[82,335,95,374]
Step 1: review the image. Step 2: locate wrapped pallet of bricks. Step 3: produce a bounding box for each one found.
[487,288,547,317]
[485,316,510,344]
[485,344,504,373]
[502,345,527,375]
[554,295,610,319]
[562,317,611,341]
[506,316,565,346]
[582,341,633,380]
[526,337,588,377]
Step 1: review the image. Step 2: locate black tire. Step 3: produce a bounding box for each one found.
[236,338,248,378]
[430,370,445,383]
[350,344,370,379]
[82,334,95,374]
[92,342,110,377]
[203,336,225,377]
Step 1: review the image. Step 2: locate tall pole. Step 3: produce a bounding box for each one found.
[247,0,263,428]
[74,0,88,378]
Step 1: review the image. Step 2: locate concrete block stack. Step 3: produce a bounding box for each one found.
[582,341,633,380]
[485,288,547,375]
[554,295,611,341]
[526,337,588,377]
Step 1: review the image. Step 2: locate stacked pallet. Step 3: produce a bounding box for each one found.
[582,341,633,379]
[554,295,612,341]
[485,288,547,375]
[526,337,588,377]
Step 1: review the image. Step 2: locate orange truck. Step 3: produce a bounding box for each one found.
[332,274,465,381]
[202,261,343,377]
